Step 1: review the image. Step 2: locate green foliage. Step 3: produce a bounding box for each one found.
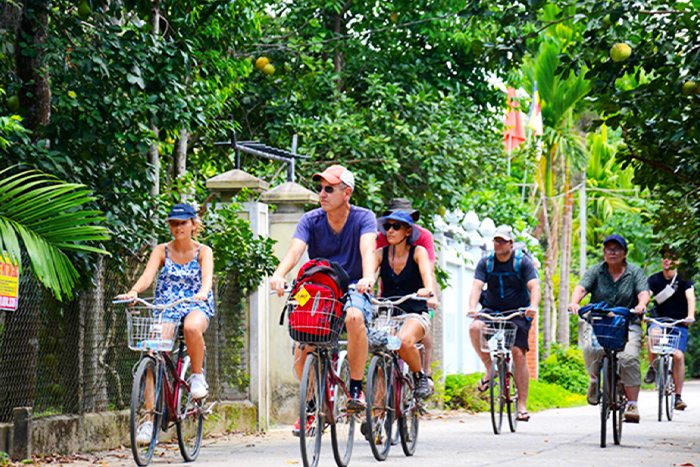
[444,373,489,412]
[0,167,109,301]
[527,380,586,411]
[539,344,588,394]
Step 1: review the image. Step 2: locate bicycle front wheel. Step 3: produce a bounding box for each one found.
[398,370,419,456]
[657,357,666,422]
[330,353,354,467]
[300,354,323,467]
[366,355,393,461]
[612,374,624,446]
[665,357,675,421]
[489,358,504,435]
[176,355,205,462]
[599,356,609,448]
[130,357,163,466]
[506,357,518,433]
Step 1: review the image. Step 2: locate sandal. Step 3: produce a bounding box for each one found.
[477,376,490,393]
[517,411,530,422]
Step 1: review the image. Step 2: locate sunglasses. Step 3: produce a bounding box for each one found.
[604,247,624,254]
[383,222,406,231]
[493,238,511,245]
[316,185,339,194]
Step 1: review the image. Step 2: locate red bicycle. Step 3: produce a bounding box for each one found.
[114,297,212,466]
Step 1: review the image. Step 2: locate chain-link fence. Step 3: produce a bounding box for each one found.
[0,255,249,423]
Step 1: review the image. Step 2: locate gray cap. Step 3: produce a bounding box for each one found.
[493,225,514,241]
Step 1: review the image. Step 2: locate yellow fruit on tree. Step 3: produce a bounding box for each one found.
[682,81,697,96]
[610,43,632,62]
[255,56,270,70]
[390,12,398,23]
[7,95,19,112]
[165,137,175,144]
[263,64,275,75]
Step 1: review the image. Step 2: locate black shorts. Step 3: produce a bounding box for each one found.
[480,308,532,351]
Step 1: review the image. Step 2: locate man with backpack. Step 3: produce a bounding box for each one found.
[270,164,377,434]
[467,225,540,422]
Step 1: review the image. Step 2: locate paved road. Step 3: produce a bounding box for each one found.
[70,382,700,467]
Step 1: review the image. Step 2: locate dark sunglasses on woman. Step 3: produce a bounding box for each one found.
[383,222,405,231]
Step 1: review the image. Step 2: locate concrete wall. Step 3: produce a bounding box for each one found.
[2,401,256,459]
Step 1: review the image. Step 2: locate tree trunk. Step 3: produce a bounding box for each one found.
[557,186,573,347]
[332,0,352,93]
[15,0,51,137]
[537,163,553,357]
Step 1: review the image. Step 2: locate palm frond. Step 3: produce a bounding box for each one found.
[0,168,110,301]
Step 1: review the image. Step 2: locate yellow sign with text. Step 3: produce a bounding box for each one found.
[0,253,19,311]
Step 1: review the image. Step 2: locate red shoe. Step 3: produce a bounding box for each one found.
[292,415,316,437]
[347,390,366,412]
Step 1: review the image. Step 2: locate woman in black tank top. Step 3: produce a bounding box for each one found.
[375,210,437,399]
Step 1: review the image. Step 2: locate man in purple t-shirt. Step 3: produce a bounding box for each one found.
[271,164,377,433]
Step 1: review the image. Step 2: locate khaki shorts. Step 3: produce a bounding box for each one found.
[402,312,432,336]
[581,319,642,387]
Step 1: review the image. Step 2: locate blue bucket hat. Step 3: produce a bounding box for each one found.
[166,203,197,221]
[604,234,628,252]
[378,210,420,244]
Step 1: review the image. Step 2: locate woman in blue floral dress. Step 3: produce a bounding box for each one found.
[120,203,213,443]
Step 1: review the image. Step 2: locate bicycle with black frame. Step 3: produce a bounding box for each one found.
[643,316,693,421]
[472,308,527,435]
[579,302,636,448]
[113,297,212,466]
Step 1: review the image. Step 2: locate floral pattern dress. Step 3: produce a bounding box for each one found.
[154,245,214,319]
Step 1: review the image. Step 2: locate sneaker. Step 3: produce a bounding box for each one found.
[426,375,435,397]
[587,381,598,405]
[135,421,153,445]
[414,373,431,400]
[347,390,366,412]
[189,373,209,400]
[675,395,687,411]
[292,415,316,437]
[644,366,656,385]
[624,403,640,423]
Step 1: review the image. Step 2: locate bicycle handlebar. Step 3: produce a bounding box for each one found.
[643,316,694,327]
[471,308,528,321]
[112,296,197,309]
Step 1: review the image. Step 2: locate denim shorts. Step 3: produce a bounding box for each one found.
[648,323,689,353]
[344,289,374,324]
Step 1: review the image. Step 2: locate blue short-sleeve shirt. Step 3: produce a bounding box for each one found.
[293,205,377,282]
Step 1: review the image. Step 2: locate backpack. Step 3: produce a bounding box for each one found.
[480,248,535,306]
[281,258,350,344]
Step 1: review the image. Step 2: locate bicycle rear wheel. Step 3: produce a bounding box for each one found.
[599,356,610,448]
[665,357,675,421]
[366,355,393,461]
[130,357,163,466]
[506,357,518,433]
[398,372,419,456]
[330,354,354,467]
[612,374,624,446]
[300,354,323,467]
[176,355,205,462]
[489,358,505,435]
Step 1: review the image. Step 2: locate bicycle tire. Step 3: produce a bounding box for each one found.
[612,374,624,446]
[489,358,504,435]
[130,357,162,466]
[366,355,393,461]
[657,357,666,422]
[330,354,354,467]
[665,356,675,421]
[599,356,609,448]
[398,371,419,456]
[506,356,518,433]
[300,354,323,467]
[176,355,205,462]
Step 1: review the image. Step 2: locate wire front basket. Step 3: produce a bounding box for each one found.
[287,296,345,347]
[480,321,517,353]
[126,310,181,352]
[368,312,407,353]
[649,331,681,354]
[588,314,629,351]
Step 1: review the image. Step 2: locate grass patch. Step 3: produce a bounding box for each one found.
[445,373,586,413]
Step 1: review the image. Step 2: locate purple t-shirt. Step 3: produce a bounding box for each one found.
[293,206,377,282]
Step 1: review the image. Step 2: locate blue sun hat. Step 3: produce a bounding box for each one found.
[378,210,420,244]
[166,203,197,221]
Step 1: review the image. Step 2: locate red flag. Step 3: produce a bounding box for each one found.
[503,87,526,152]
